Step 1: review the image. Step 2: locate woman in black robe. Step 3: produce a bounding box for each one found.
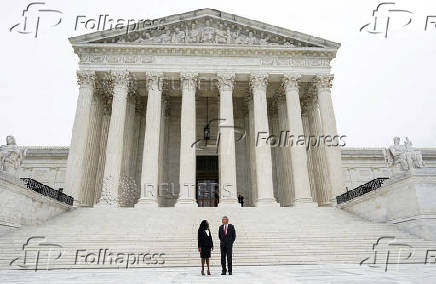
[198,220,213,275]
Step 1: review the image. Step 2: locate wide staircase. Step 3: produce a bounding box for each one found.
[1,206,435,269]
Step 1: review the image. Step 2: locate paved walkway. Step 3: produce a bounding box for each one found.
[1,264,435,283]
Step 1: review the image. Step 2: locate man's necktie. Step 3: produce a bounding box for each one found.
[224,225,227,235]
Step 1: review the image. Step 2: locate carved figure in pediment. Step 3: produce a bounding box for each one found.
[136,31,153,43]
[215,23,227,44]
[284,41,295,47]
[245,31,259,45]
[201,19,216,43]
[172,27,185,43]
[226,27,233,44]
[259,33,269,45]
[160,28,172,43]
[186,22,200,43]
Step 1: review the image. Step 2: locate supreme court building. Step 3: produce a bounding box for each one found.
[65,8,345,208]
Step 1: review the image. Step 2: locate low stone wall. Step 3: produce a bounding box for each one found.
[0,172,72,235]
[339,169,436,241]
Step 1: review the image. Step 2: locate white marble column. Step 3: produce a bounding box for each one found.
[306,90,331,205]
[137,72,163,207]
[249,73,279,207]
[276,95,294,206]
[98,71,131,206]
[216,73,239,206]
[282,74,316,206]
[315,75,345,203]
[80,89,103,206]
[93,98,111,204]
[175,73,198,207]
[301,103,317,202]
[64,71,96,205]
[247,97,257,206]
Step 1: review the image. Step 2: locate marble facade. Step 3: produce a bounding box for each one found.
[59,9,349,208]
[12,9,436,208]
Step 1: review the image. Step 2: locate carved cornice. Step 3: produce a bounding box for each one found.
[249,73,268,93]
[180,72,198,92]
[314,74,334,91]
[216,72,235,93]
[282,74,301,93]
[146,72,164,92]
[77,71,96,88]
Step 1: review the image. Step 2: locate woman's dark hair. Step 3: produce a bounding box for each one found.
[199,220,209,231]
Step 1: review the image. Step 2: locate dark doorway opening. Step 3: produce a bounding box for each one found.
[196,156,219,207]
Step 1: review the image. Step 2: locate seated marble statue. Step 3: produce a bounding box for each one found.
[0,136,25,177]
[385,136,424,171]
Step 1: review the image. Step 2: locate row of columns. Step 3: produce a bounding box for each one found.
[65,70,344,207]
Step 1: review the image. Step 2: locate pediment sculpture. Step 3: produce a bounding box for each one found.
[0,136,26,177]
[97,18,315,47]
[384,136,425,171]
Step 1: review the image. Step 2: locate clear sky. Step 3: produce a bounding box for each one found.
[1,0,435,147]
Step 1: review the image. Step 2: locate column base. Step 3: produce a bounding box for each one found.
[135,199,159,208]
[94,201,120,208]
[328,198,338,206]
[73,199,82,207]
[175,199,197,207]
[294,198,318,207]
[218,199,240,207]
[255,198,280,207]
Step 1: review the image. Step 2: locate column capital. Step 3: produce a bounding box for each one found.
[216,72,235,93]
[249,72,269,93]
[110,71,136,98]
[281,73,301,92]
[100,73,114,97]
[180,72,198,92]
[314,74,334,91]
[111,71,130,87]
[146,72,164,92]
[77,70,96,88]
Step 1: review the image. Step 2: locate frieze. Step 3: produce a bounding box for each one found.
[79,54,154,65]
[78,51,331,69]
[261,57,330,67]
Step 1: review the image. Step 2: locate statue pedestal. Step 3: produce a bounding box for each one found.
[339,168,436,241]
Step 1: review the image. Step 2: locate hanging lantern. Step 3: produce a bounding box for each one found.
[203,97,210,141]
[204,124,210,141]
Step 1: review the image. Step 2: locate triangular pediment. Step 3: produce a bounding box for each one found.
[69,8,339,49]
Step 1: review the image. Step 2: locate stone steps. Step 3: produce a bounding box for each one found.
[1,206,434,269]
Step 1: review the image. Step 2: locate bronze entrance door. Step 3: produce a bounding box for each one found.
[196,156,219,207]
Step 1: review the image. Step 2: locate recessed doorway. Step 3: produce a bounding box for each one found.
[196,156,219,207]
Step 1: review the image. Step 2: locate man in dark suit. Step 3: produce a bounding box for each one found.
[218,216,236,275]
